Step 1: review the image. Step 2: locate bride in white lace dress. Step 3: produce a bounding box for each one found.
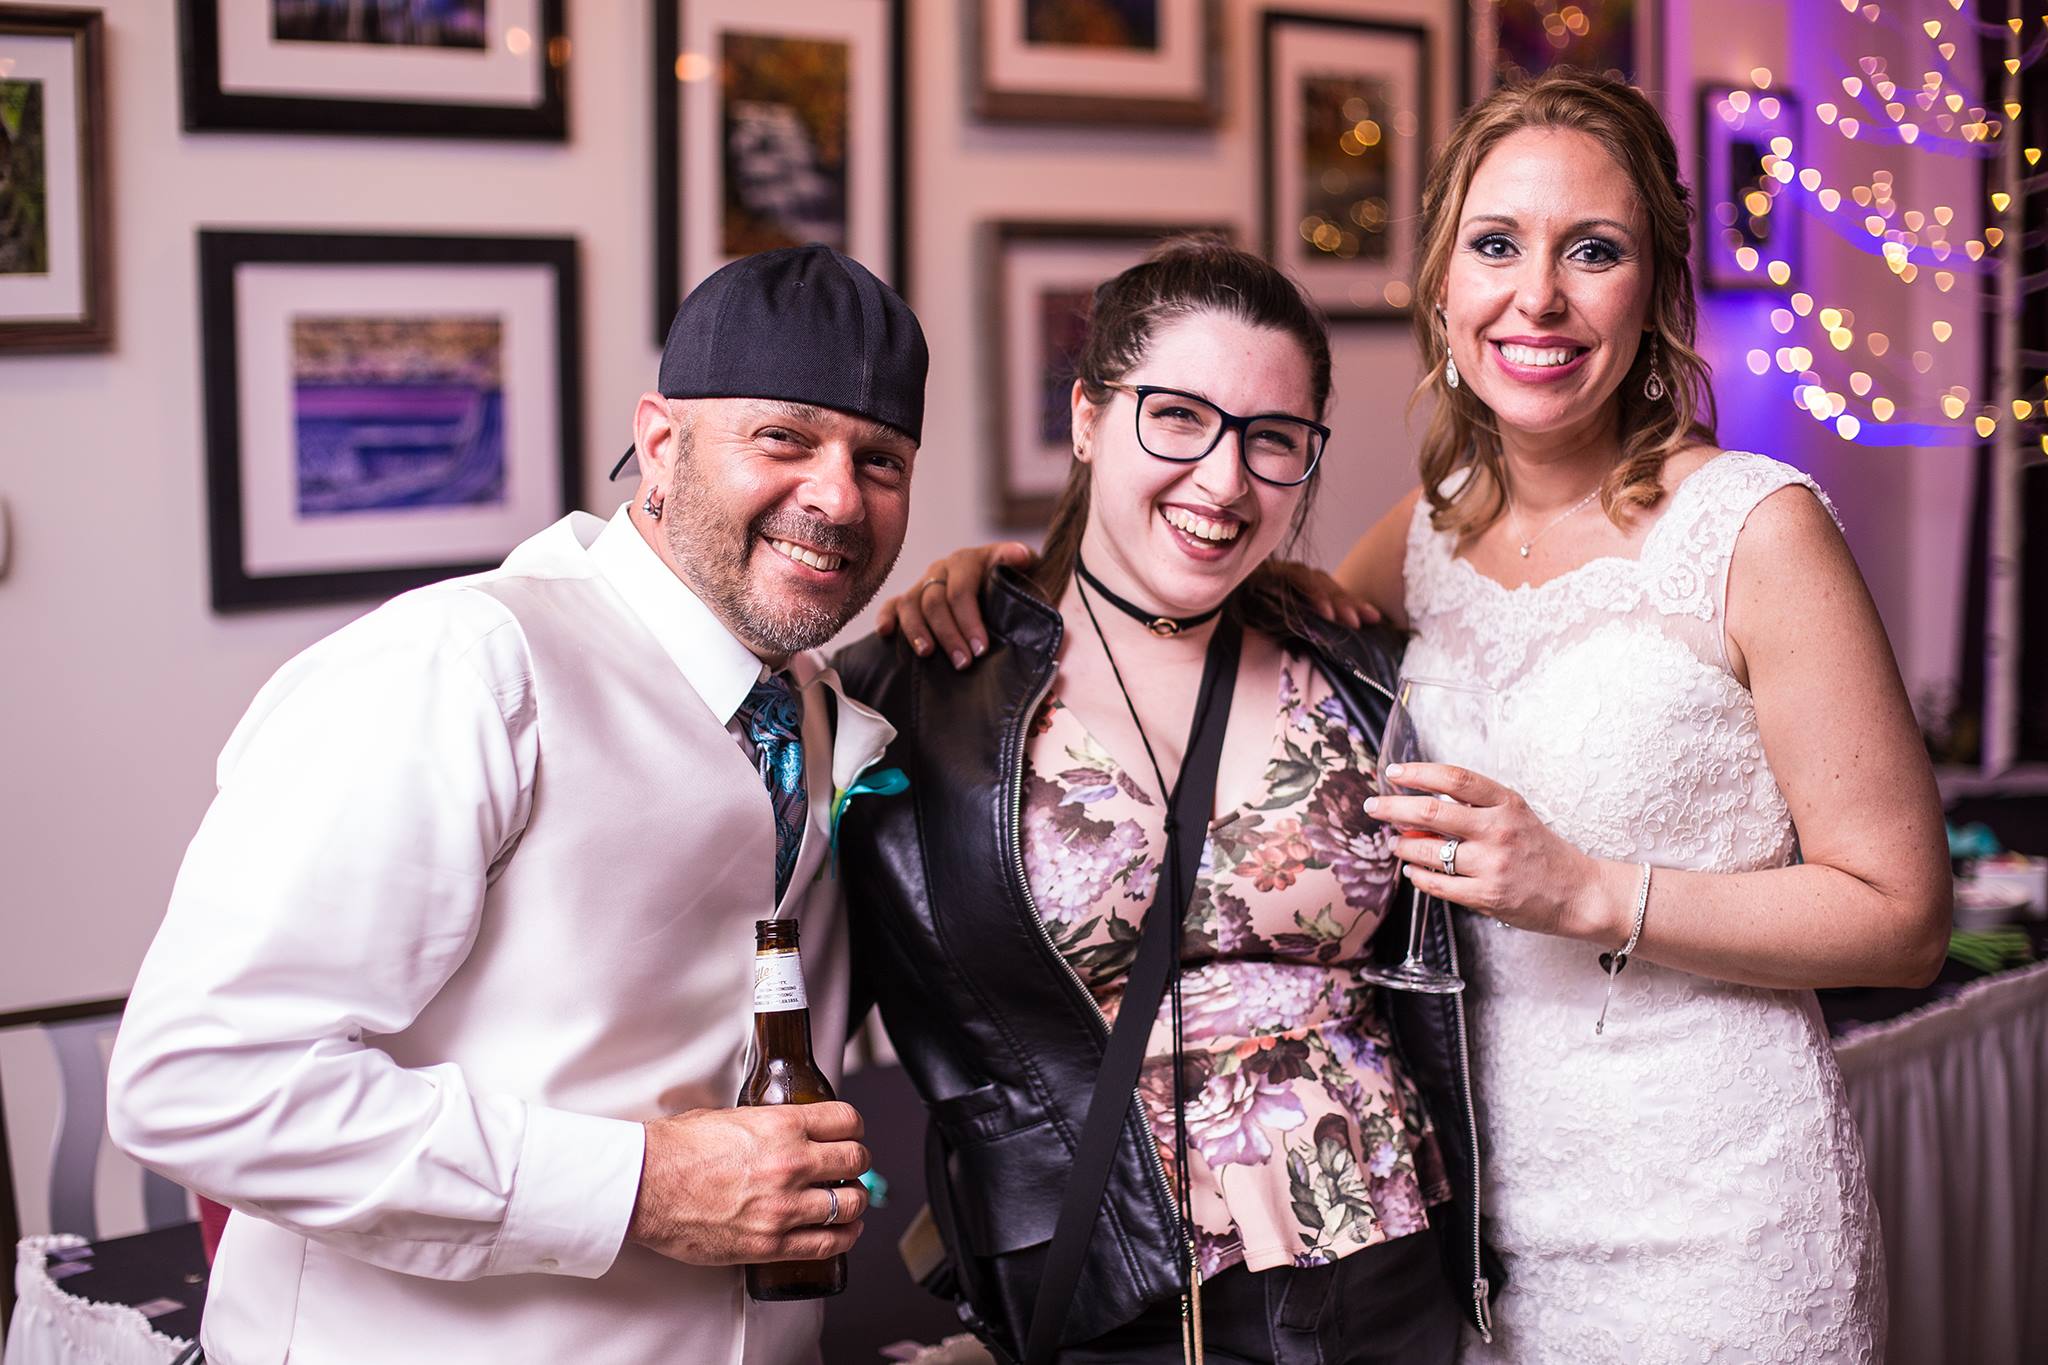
[1334,73,1951,1363]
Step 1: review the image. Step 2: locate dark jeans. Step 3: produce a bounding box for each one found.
[1057,1225,1459,1365]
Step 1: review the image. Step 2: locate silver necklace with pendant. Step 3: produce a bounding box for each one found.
[1509,485,1603,558]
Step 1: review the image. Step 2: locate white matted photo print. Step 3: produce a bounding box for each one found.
[654,0,903,339]
[970,0,1218,125]
[0,6,109,350]
[180,0,567,137]
[981,221,1232,527]
[198,231,581,610]
[1261,12,1429,322]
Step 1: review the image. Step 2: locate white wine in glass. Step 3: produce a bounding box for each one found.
[1357,675,1497,995]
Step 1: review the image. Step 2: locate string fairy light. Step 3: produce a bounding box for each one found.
[1710,95,2000,279]
[1700,6,2041,448]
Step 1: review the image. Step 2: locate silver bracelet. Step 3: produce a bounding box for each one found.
[1595,863,1653,1036]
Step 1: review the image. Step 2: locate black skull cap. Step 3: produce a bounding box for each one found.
[611,244,927,479]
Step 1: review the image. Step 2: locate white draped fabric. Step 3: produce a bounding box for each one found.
[1835,960,2048,1365]
[4,1236,188,1365]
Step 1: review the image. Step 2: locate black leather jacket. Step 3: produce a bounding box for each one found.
[835,569,1500,1359]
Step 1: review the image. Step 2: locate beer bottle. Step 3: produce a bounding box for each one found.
[740,918,849,1301]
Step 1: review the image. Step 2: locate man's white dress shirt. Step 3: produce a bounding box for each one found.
[107,506,894,1365]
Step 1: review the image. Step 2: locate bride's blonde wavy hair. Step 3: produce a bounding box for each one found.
[1412,68,1717,536]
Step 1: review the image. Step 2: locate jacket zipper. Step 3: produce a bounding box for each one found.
[1339,658,1492,1342]
[1438,893,1493,1342]
[1003,664,1193,1285]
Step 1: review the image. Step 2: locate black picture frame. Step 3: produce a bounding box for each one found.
[179,0,568,139]
[966,0,1222,127]
[0,5,112,351]
[1260,10,1430,324]
[981,219,1235,526]
[652,0,908,343]
[198,230,582,611]
[1697,82,1802,294]
[1462,0,1661,107]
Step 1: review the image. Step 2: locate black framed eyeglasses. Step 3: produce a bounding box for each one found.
[1104,384,1329,488]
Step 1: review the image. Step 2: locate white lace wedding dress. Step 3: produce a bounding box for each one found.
[1401,452,1884,1364]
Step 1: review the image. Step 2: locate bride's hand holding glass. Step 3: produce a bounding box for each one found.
[1365,764,1631,943]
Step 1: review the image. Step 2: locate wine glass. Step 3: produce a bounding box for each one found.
[1357,675,1497,995]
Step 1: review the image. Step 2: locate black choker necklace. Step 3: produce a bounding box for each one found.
[1074,556,1226,637]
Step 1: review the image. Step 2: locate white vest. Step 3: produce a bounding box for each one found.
[200,526,895,1365]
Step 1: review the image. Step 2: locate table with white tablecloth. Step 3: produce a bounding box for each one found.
[1835,958,2048,1365]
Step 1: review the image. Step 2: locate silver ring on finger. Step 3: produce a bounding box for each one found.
[820,1186,843,1226]
[916,576,947,596]
[1439,837,1462,877]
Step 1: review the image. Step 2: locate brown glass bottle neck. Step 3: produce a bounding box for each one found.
[755,920,801,952]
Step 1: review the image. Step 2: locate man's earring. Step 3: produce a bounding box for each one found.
[642,489,664,521]
[1444,353,1460,390]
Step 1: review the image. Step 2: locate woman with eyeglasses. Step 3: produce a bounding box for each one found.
[832,236,1485,1363]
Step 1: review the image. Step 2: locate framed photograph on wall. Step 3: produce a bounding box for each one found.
[969,0,1219,126]
[0,6,110,351]
[1697,83,1800,293]
[653,0,905,342]
[1261,12,1428,323]
[179,0,567,137]
[1464,0,1659,105]
[198,230,581,610]
[981,220,1233,527]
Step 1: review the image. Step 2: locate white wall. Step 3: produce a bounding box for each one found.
[0,0,1977,1228]
[0,0,1455,1017]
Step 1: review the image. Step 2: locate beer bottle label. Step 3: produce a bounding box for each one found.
[752,951,808,1012]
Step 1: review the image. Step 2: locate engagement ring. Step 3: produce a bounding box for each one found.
[1440,837,1462,877]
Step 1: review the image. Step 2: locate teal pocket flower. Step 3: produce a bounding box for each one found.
[823,767,909,878]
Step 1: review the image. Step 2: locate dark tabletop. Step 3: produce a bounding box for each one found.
[42,1221,208,1345]
[1819,918,2048,1036]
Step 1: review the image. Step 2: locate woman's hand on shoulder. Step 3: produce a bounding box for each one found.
[1266,561,1382,629]
[875,541,1037,668]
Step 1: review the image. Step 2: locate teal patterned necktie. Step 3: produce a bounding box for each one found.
[739,672,807,903]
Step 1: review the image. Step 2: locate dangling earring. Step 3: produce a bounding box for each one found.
[1643,339,1665,401]
[642,488,664,521]
[1444,353,1460,390]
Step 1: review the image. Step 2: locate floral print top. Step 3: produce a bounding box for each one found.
[1022,650,1450,1278]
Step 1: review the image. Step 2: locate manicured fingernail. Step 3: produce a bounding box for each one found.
[1386,763,1406,777]
[951,650,969,668]
[970,638,986,657]
[911,637,930,655]
[1362,798,1380,815]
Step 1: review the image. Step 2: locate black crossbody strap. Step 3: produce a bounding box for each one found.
[1021,613,1241,1365]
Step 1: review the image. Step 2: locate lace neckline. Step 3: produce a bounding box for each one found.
[1443,451,1726,598]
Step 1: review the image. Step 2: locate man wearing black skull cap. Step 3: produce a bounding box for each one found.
[109,246,928,1364]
